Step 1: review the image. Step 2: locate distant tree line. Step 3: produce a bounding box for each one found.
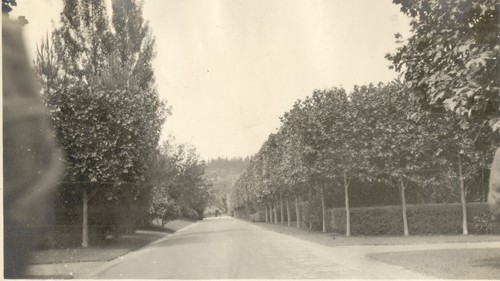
[205,157,251,214]
[229,0,499,236]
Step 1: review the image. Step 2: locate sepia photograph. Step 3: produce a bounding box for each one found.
[2,0,500,279]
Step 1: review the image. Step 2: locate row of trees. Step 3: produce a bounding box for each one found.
[34,0,208,247]
[229,0,498,236]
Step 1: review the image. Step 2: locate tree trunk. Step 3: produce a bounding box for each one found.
[82,188,89,248]
[265,204,269,223]
[270,204,273,222]
[321,182,326,233]
[458,154,469,235]
[271,204,275,223]
[309,189,313,230]
[280,194,284,225]
[295,196,300,228]
[286,197,291,227]
[273,202,278,224]
[343,171,351,237]
[481,167,487,202]
[400,178,409,236]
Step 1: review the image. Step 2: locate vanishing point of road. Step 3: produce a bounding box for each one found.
[93,217,430,279]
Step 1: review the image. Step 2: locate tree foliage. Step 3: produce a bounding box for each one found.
[36,0,167,186]
[150,139,209,221]
[34,0,167,244]
[386,0,499,131]
[230,81,496,235]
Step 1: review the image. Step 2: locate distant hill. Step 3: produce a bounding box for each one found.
[206,157,251,175]
[205,157,251,214]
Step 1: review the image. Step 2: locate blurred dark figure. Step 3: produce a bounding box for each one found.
[3,17,63,278]
[489,147,500,224]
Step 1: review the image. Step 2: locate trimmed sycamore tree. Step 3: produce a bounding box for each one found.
[320,87,361,237]
[35,0,167,247]
[36,0,115,248]
[279,126,308,228]
[251,153,272,222]
[229,152,267,219]
[297,91,342,233]
[277,91,347,233]
[423,112,497,234]
[279,101,312,228]
[261,134,284,224]
[278,98,320,230]
[273,129,299,227]
[296,88,350,234]
[247,152,270,219]
[351,82,437,236]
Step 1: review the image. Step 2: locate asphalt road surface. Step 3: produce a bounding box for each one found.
[93,217,431,279]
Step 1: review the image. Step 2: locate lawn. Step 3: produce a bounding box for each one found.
[30,230,167,264]
[29,219,195,265]
[368,248,500,279]
[256,220,500,247]
[255,220,500,279]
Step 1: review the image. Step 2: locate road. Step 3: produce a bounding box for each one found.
[93,216,431,279]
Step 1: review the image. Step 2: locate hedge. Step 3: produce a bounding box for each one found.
[329,202,495,236]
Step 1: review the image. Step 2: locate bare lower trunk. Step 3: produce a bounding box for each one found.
[273,202,278,224]
[321,183,326,233]
[286,198,291,227]
[309,189,313,230]
[458,154,468,235]
[280,194,284,225]
[400,178,409,236]
[272,204,276,223]
[482,167,487,202]
[265,204,269,223]
[343,172,351,237]
[82,188,89,248]
[295,196,300,228]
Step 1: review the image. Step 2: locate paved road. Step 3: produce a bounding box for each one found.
[93,217,431,279]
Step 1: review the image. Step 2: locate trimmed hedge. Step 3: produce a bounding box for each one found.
[330,202,495,236]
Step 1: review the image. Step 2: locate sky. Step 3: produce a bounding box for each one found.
[11,0,411,160]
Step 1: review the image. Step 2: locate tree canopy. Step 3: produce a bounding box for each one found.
[387,0,499,131]
[34,0,168,246]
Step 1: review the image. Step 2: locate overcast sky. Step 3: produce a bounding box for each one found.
[12,0,411,160]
